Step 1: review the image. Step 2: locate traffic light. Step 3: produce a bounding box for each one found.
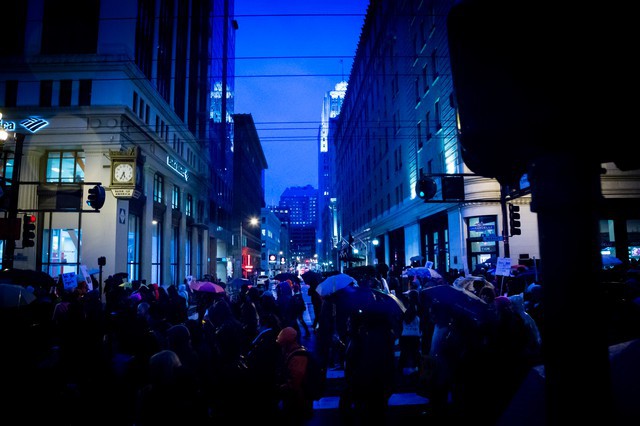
[22,214,36,247]
[416,176,437,202]
[509,204,521,236]
[87,184,106,210]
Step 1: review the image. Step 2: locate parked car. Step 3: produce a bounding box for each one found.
[256,274,270,289]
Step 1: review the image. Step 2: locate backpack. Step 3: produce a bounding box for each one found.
[286,347,326,401]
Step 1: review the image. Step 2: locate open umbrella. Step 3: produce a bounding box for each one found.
[0,283,37,308]
[452,275,494,294]
[602,255,623,267]
[190,281,225,294]
[301,270,323,288]
[274,272,301,283]
[404,266,443,280]
[316,273,357,297]
[421,284,493,324]
[0,268,56,289]
[371,288,406,314]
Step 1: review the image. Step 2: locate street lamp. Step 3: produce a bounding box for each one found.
[239,217,258,278]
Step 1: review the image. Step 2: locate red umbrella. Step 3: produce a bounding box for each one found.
[190,281,225,294]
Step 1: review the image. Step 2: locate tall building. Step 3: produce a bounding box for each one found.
[333,0,640,278]
[317,81,347,271]
[0,0,238,286]
[259,207,282,275]
[279,185,318,263]
[231,113,267,279]
[269,205,292,270]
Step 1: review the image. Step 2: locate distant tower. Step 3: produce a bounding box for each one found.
[317,81,347,268]
[280,185,318,262]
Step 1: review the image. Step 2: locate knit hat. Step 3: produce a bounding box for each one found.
[276,326,298,345]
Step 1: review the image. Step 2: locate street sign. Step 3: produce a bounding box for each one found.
[482,234,503,242]
[469,223,495,232]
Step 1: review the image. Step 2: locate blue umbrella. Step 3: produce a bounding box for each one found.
[602,255,623,267]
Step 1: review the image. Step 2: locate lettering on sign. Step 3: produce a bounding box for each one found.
[112,188,135,198]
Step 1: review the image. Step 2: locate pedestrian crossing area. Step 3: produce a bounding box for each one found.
[300,290,429,411]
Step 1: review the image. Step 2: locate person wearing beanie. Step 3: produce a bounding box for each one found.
[276,327,312,423]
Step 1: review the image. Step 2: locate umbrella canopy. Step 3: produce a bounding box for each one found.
[274,272,301,283]
[0,268,56,289]
[316,273,357,297]
[0,284,37,308]
[301,270,324,288]
[227,277,251,293]
[602,255,623,267]
[190,281,225,294]
[420,284,493,324]
[452,275,495,294]
[372,288,406,314]
[404,266,443,280]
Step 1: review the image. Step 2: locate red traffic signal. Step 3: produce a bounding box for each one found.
[22,214,36,247]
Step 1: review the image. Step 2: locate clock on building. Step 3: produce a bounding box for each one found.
[112,162,134,184]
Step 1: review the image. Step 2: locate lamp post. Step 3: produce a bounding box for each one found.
[239,217,258,278]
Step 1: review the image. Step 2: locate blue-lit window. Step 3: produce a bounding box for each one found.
[46,151,85,183]
[153,173,164,203]
[172,185,180,209]
[127,213,141,281]
[186,194,193,217]
[151,219,163,285]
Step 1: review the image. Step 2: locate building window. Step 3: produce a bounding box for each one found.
[467,215,499,271]
[127,213,141,281]
[172,185,180,209]
[5,80,18,107]
[186,194,193,217]
[426,111,432,140]
[422,65,429,93]
[59,79,72,106]
[435,100,442,131]
[153,173,164,203]
[41,227,81,278]
[185,228,192,278]
[196,231,203,280]
[431,49,439,82]
[151,219,163,285]
[197,200,204,222]
[133,92,138,114]
[417,122,423,150]
[171,225,179,285]
[40,80,53,107]
[46,151,85,183]
[79,79,92,106]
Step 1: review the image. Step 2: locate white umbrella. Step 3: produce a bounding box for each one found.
[316,273,357,297]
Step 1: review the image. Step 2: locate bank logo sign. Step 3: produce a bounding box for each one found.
[20,117,49,133]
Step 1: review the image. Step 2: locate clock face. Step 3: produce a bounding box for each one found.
[114,163,134,183]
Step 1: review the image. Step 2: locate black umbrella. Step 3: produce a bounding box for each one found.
[420,284,493,324]
[274,272,301,283]
[301,270,323,288]
[0,268,56,289]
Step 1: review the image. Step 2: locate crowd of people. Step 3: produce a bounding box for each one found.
[2,260,639,425]
[1,274,322,425]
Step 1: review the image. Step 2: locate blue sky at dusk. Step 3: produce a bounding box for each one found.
[234,0,369,205]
